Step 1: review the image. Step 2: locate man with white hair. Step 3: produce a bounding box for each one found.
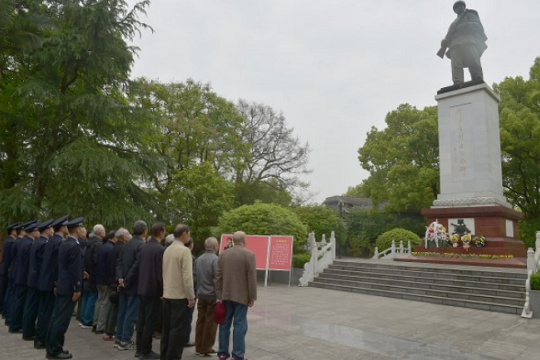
[80,224,105,329]
[195,237,219,357]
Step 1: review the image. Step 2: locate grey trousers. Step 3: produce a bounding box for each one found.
[94,285,112,332]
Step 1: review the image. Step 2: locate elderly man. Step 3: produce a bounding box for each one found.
[439,1,488,85]
[161,224,195,360]
[216,231,257,360]
[80,224,105,329]
[93,230,116,334]
[195,237,219,357]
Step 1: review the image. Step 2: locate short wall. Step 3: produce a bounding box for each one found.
[256,268,304,286]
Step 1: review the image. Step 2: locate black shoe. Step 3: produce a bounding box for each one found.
[22,336,34,341]
[94,330,105,334]
[46,352,73,359]
[8,328,22,334]
[91,325,97,332]
[185,342,195,347]
[141,350,160,359]
[34,342,46,349]
[135,351,140,358]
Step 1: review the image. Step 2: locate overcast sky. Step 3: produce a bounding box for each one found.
[125,0,540,203]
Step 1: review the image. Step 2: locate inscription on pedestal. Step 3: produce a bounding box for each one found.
[450,104,473,182]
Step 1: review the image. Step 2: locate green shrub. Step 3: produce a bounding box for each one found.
[376,228,422,252]
[218,202,308,252]
[291,205,344,241]
[348,237,375,258]
[531,271,540,291]
[292,253,311,269]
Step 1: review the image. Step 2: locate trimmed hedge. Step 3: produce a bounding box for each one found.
[531,271,540,291]
[376,228,422,252]
[292,253,311,269]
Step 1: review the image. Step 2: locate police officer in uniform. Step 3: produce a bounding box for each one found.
[35,216,69,349]
[22,219,54,341]
[10,221,39,333]
[0,223,19,318]
[46,217,85,360]
[5,221,33,327]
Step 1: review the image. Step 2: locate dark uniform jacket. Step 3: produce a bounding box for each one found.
[84,235,103,288]
[0,235,15,276]
[57,236,83,297]
[137,238,164,297]
[117,236,144,295]
[27,235,47,288]
[37,234,64,292]
[8,237,22,281]
[15,236,33,285]
[95,240,114,286]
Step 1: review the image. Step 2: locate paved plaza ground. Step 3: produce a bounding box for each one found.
[2,284,540,360]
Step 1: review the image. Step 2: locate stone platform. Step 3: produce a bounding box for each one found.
[395,254,527,269]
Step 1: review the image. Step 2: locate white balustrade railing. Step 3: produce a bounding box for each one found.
[521,231,540,318]
[372,239,411,260]
[298,231,336,287]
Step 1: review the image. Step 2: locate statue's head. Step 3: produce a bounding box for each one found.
[453,1,466,14]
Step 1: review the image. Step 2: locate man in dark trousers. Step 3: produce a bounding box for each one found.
[104,227,129,343]
[80,224,105,329]
[35,216,69,350]
[135,222,165,360]
[116,220,146,351]
[10,221,39,333]
[0,222,19,318]
[4,222,29,326]
[22,219,54,341]
[93,230,116,334]
[46,217,85,360]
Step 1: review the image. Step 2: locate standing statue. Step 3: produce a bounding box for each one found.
[437,1,488,85]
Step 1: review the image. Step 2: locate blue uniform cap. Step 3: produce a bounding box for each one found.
[7,222,19,232]
[24,221,40,232]
[66,217,85,229]
[37,219,54,231]
[51,216,69,230]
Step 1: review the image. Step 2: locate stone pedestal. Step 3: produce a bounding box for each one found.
[416,83,526,266]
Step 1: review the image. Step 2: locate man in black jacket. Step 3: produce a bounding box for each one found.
[35,216,69,350]
[22,219,54,341]
[80,224,105,329]
[116,221,146,351]
[0,222,19,318]
[46,217,85,360]
[135,222,165,360]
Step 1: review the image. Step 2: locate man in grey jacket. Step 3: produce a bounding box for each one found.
[194,237,219,357]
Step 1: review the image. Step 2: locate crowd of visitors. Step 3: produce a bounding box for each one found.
[0,218,257,360]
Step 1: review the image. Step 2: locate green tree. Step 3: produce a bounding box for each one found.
[0,0,155,228]
[218,202,308,252]
[495,56,540,248]
[292,205,344,240]
[357,104,439,212]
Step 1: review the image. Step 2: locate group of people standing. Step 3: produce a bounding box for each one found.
[0,217,257,360]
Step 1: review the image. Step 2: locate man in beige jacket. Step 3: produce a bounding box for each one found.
[216,231,257,360]
[161,224,195,360]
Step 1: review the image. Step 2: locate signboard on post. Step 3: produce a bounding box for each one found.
[219,234,294,286]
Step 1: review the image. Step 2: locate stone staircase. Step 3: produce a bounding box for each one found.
[309,259,527,314]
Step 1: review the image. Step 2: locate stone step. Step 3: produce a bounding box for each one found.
[328,264,526,285]
[323,268,526,290]
[331,260,527,280]
[317,272,525,299]
[309,281,522,315]
[313,276,524,306]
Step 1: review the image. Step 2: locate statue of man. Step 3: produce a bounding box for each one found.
[438,1,488,85]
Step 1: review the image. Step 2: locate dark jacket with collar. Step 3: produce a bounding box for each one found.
[84,235,103,287]
[0,235,15,276]
[8,237,22,281]
[95,240,114,286]
[137,238,164,297]
[27,235,47,288]
[15,235,34,285]
[57,236,83,296]
[117,235,144,295]
[37,233,64,292]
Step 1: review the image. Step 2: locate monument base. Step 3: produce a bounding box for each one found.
[410,205,527,268]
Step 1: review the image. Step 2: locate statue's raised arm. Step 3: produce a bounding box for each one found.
[438,1,488,85]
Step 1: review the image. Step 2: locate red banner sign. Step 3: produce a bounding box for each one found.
[220,234,270,270]
[268,236,293,271]
[219,234,294,271]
